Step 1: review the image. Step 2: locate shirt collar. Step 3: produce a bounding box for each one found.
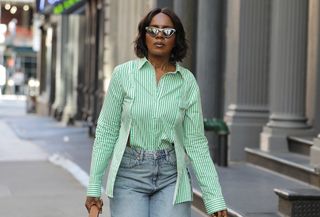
[138,57,181,74]
[138,57,148,69]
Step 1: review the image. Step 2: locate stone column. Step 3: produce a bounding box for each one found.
[155,0,173,10]
[38,23,47,95]
[307,0,320,134]
[195,0,224,160]
[309,0,320,166]
[62,15,80,124]
[116,0,150,64]
[82,3,93,120]
[43,26,53,111]
[173,0,197,72]
[103,0,117,92]
[196,0,224,118]
[260,0,313,152]
[224,0,271,161]
[311,135,320,168]
[51,16,68,120]
[35,22,48,115]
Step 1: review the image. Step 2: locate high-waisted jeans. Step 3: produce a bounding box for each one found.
[109,146,191,217]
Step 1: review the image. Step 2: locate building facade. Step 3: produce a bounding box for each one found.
[36,0,320,170]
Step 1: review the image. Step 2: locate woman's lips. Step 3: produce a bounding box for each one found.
[154,42,165,48]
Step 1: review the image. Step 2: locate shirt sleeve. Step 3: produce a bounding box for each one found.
[183,81,227,214]
[87,68,124,197]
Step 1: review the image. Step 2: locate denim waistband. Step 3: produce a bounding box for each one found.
[124,145,175,161]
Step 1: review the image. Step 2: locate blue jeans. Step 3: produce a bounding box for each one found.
[109,146,191,217]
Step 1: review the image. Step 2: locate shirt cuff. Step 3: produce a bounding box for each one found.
[204,196,227,215]
[87,184,102,197]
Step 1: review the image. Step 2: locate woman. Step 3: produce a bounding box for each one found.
[85,8,228,217]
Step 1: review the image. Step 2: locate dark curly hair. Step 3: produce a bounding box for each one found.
[134,8,188,63]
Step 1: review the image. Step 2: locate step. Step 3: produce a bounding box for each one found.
[274,188,320,217]
[245,148,320,187]
[190,162,320,217]
[192,189,245,217]
[288,136,314,156]
[193,189,280,217]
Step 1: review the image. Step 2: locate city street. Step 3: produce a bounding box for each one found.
[1,1,320,217]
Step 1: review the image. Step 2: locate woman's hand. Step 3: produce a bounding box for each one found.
[85,196,103,214]
[211,209,228,217]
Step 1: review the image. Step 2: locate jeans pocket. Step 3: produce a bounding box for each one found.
[163,152,177,168]
[119,155,140,169]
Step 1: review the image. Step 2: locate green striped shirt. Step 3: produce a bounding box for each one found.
[130,58,183,150]
[87,58,226,214]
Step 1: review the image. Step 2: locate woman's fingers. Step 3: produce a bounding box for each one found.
[211,209,227,217]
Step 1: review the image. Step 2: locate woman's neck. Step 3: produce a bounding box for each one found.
[147,56,171,71]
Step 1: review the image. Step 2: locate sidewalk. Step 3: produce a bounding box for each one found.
[0,95,108,217]
[0,161,88,217]
[1,95,319,217]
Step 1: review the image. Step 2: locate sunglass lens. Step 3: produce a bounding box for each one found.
[163,29,175,37]
[151,28,159,36]
[146,27,158,37]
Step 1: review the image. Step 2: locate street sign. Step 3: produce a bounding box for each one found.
[36,0,86,15]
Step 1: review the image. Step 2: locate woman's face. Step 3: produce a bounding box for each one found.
[145,12,176,60]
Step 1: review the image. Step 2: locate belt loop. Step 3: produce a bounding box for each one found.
[139,149,144,161]
[165,149,169,161]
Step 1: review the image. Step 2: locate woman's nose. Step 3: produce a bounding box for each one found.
[155,31,165,39]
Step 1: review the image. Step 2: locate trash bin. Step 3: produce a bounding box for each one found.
[203,118,229,167]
